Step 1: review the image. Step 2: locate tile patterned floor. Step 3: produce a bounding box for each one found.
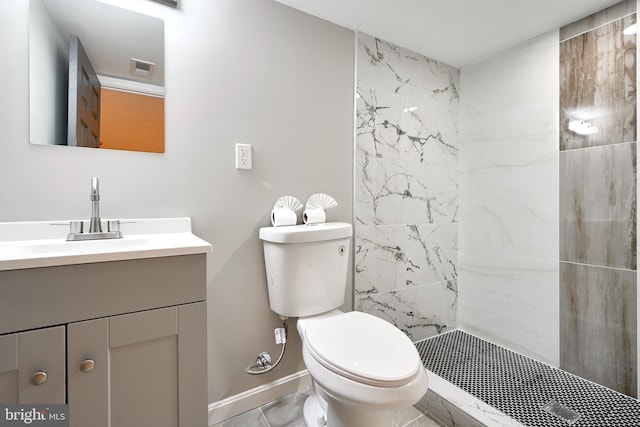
[416,330,640,427]
[212,386,443,427]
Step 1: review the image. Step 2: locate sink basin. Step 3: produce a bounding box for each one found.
[2,237,150,257]
[0,218,212,271]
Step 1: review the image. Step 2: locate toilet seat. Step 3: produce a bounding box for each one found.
[303,311,422,387]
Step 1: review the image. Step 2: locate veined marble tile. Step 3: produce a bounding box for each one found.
[356,154,458,226]
[459,141,557,259]
[458,25,561,371]
[355,224,458,293]
[355,32,460,343]
[356,86,458,165]
[559,142,636,269]
[560,262,637,396]
[459,203,559,259]
[357,32,460,103]
[459,100,558,202]
[458,35,559,259]
[559,14,636,151]
[460,31,559,118]
[459,99,558,148]
[459,143,557,209]
[417,371,525,427]
[356,281,457,341]
[419,390,488,427]
[459,132,558,258]
[458,252,559,366]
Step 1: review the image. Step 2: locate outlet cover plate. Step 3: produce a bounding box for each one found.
[235,143,252,170]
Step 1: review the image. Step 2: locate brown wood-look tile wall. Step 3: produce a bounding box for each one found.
[559,0,637,398]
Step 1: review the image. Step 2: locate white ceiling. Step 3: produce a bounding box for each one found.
[41,0,164,86]
[274,0,625,67]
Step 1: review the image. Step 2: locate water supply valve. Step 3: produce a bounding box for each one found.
[256,352,272,368]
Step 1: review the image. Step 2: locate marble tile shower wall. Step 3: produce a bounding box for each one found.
[559,1,637,397]
[355,33,459,341]
[457,31,560,366]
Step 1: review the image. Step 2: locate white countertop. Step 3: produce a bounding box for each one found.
[0,217,212,271]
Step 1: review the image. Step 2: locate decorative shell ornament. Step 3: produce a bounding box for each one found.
[271,195,303,226]
[305,193,338,210]
[303,193,337,224]
[273,195,303,212]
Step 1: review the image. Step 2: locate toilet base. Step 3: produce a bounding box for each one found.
[303,392,327,427]
[303,384,393,427]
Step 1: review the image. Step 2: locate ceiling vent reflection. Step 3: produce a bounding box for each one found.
[130,58,156,79]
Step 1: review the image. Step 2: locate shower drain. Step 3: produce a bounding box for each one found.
[415,330,640,427]
[541,401,581,425]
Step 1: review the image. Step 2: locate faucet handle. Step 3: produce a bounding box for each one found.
[107,220,120,233]
[69,221,84,234]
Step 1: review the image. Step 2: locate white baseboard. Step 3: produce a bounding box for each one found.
[208,370,311,426]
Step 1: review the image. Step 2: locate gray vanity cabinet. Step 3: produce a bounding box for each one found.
[0,326,66,404]
[0,254,208,426]
[67,302,206,427]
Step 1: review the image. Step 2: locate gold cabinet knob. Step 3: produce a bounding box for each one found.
[30,371,48,385]
[80,359,96,373]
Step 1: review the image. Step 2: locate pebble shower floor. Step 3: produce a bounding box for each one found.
[415,330,640,426]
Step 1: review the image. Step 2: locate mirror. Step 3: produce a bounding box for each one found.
[29,0,165,153]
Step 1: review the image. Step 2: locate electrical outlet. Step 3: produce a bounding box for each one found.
[235,143,252,170]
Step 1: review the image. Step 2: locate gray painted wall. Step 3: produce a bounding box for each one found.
[0,0,354,404]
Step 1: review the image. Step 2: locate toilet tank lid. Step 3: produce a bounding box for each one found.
[259,222,352,243]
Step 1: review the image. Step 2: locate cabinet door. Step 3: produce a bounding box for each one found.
[0,326,65,404]
[66,317,109,426]
[68,302,207,427]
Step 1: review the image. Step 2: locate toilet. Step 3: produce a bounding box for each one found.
[259,222,428,427]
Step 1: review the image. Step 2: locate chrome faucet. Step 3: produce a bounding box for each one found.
[89,177,102,233]
[66,177,122,241]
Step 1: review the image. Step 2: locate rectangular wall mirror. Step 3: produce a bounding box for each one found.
[29,0,165,153]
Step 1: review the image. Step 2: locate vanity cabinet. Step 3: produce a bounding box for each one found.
[0,326,66,404]
[0,254,208,427]
[68,302,206,427]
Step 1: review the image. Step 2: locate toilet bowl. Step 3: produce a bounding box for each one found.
[297,310,428,427]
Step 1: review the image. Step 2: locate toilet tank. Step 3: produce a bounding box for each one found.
[259,222,352,318]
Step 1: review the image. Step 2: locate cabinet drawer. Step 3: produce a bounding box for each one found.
[0,254,206,334]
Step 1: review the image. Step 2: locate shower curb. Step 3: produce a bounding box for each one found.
[418,369,524,427]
